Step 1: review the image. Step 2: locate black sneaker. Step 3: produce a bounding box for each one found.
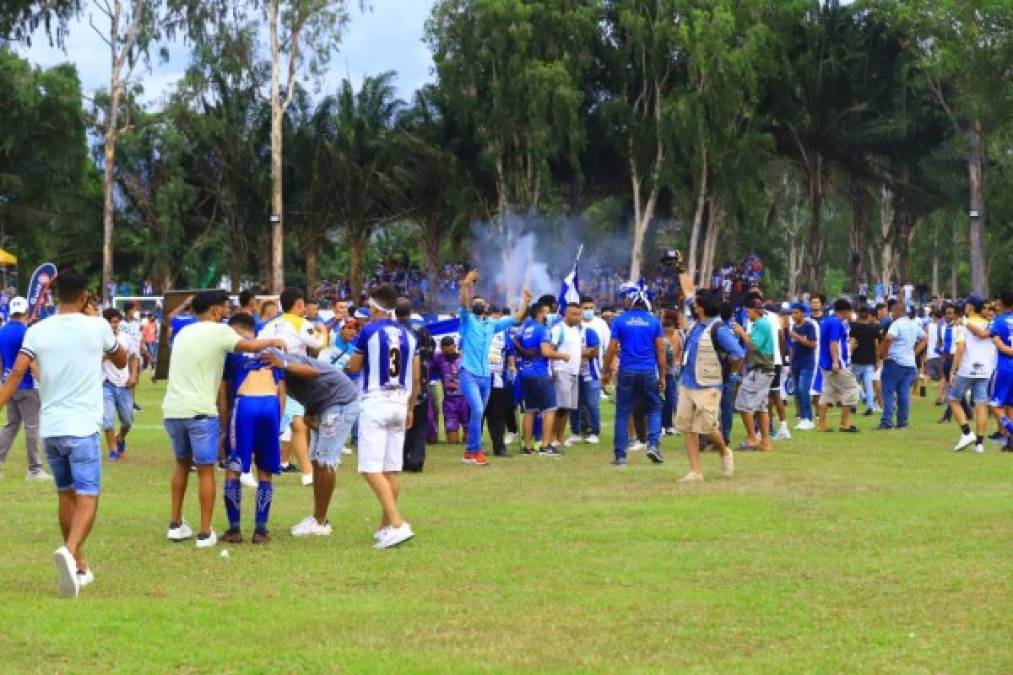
[646,447,665,463]
[520,447,536,456]
[874,424,894,431]
[133,402,143,412]
[540,447,563,457]
[862,408,874,417]
[282,464,300,474]
[988,431,1005,441]
[221,528,243,544]
[493,450,512,458]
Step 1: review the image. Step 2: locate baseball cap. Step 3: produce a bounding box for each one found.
[965,293,986,306]
[9,297,29,315]
[354,307,370,320]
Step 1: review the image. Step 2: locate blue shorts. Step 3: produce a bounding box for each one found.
[949,376,990,405]
[228,395,282,474]
[521,374,557,412]
[45,434,101,496]
[164,416,219,466]
[280,394,305,433]
[102,381,134,431]
[989,369,1013,408]
[309,400,360,468]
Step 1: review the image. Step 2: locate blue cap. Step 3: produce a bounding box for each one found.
[354,307,369,320]
[965,293,985,306]
[790,302,807,314]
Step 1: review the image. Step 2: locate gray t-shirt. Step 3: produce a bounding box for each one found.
[281,352,359,414]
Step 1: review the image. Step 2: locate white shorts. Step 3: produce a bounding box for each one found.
[357,396,408,473]
[873,366,882,383]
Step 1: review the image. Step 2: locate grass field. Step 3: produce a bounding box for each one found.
[1,378,1011,673]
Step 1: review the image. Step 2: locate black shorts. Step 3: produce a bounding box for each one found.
[770,365,782,391]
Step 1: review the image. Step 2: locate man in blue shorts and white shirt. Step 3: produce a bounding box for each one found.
[948,294,996,453]
[0,295,49,480]
[101,308,140,461]
[162,290,286,549]
[0,270,127,598]
[346,285,421,549]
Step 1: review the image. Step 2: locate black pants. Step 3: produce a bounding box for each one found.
[403,398,428,471]
[485,386,516,454]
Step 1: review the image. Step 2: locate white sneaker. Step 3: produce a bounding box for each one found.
[167,520,194,541]
[773,427,791,441]
[374,522,414,549]
[503,432,517,445]
[195,530,218,549]
[290,516,332,537]
[795,420,814,431]
[973,443,985,454]
[373,526,390,542]
[53,546,79,598]
[26,468,52,481]
[722,452,735,478]
[77,568,95,587]
[564,435,581,447]
[585,434,600,444]
[678,471,704,483]
[240,472,258,488]
[341,447,353,456]
[300,473,314,487]
[953,432,976,452]
[628,441,646,452]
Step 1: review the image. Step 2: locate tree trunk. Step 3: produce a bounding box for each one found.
[348,232,367,303]
[686,135,709,283]
[268,0,285,294]
[950,225,959,299]
[305,239,319,296]
[879,186,895,296]
[804,155,824,291]
[967,119,987,296]
[629,90,665,283]
[848,174,870,293]
[101,5,124,305]
[700,202,721,287]
[421,224,442,312]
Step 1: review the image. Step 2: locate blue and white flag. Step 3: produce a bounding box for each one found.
[557,244,583,312]
[27,262,57,322]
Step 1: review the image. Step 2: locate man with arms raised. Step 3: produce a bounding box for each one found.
[162,290,285,548]
[0,270,127,598]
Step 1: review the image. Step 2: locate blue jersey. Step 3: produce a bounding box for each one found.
[353,319,417,399]
[790,320,816,370]
[170,314,198,345]
[517,319,551,378]
[223,352,283,400]
[991,312,1013,372]
[818,315,849,370]
[611,308,663,373]
[581,326,601,381]
[0,321,32,389]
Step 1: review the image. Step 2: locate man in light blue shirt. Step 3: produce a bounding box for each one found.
[876,301,926,430]
[457,270,531,461]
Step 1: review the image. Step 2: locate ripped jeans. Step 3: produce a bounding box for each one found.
[309,398,361,468]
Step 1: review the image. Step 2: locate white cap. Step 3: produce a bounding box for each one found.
[9,297,28,315]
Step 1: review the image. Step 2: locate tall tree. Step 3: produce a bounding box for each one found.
[0,0,79,46]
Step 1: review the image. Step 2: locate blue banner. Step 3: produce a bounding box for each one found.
[27,262,57,321]
[424,317,460,338]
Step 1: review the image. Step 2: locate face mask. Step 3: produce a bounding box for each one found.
[471,303,486,316]
[582,310,594,321]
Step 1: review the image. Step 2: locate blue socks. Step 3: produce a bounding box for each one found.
[255,482,273,532]
[224,479,241,529]
[1001,416,1013,435]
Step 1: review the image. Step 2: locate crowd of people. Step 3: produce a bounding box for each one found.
[0,250,1011,600]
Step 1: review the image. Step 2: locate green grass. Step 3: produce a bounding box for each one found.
[1,379,1011,673]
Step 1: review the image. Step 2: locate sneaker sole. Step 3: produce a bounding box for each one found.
[375,532,415,549]
[53,549,79,599]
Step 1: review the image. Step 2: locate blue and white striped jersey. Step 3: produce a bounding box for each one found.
[353,319,418,401]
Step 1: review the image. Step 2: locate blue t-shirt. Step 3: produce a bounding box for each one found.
[458,306,516,377]
[790,320,816,370]
[992,312,1013,372]
[582,327,602,381]
[0,321,32,389]
[679,318,746,389]
[517,319,551,378]
[818,315,849,370]
[222,352,283,400]
[611,309,663,373]
[170,314,198,345]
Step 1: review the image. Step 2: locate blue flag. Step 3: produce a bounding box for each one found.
[557,263,580,313]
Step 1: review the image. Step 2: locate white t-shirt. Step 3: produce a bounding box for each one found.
[258,314,319,356]
[21,313,118,438]
[102,331,137,387]
[121,318,142,348]
[955,316,997,379]
[550,323,583,376]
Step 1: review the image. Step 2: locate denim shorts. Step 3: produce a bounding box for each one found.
[164,416,220,466]
[949,376,990,405]
[45,434,101,496]
[310,399,360,468]
[520,374,557,412]
[102,381,135,431]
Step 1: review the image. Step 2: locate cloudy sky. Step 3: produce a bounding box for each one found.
[15,1,437,105]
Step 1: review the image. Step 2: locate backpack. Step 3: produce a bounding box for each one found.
[709,322,733,381]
